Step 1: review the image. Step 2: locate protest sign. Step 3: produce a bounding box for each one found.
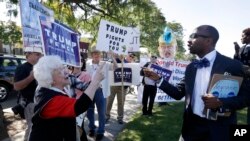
[40,18,81,67]
[137,59,190,102]
[204,74,243,120]
[127,27,140,52]
[155,59,189,102]
[150,64,172,81]
[96,19,131,55]
[114,67,132,83]
[109,63,140,86]
[20,0,54,49]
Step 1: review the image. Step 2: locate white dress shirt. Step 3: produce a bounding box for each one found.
[192,50,216,117]
[86,60,112,98]
[144,63,157,86]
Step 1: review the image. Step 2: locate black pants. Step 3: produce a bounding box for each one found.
[182,111,232,141]
[246,79,250,124]
[80,120,88,141]
[142,85,157,115]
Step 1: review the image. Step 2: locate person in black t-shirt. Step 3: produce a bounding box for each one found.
[14,47,43,141]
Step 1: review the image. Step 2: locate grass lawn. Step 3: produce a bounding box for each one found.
[116,102,247,141]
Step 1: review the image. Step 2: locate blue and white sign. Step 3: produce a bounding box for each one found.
[40,18,81,67]
[114,67,132,83]
[20,0,54,49]
[137,59,190,103]
[150,64,172,81]
[210,79,240,98]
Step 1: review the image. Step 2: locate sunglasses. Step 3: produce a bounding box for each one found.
[151,56,157,59]
[129,55,135,58]
[189,33,210,39]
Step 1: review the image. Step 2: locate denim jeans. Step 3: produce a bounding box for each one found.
[87,88,106,134]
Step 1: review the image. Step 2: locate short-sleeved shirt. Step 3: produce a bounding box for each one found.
[14,62,37,102]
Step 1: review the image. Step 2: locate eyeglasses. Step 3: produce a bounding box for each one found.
[151,56,157,59]
[129,55,135,58]
[189,33,210,39]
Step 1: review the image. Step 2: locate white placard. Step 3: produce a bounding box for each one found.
[137,59,190,102]
[96,19,130,55]
[109,63,141,86]
[127,27,140,52]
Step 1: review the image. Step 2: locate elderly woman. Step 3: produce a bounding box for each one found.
[29,56,104,141]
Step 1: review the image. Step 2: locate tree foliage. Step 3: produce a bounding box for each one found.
[6,0,187,59]
[42,0,168,55]
[0,21,22,53]
[165,22,187,60]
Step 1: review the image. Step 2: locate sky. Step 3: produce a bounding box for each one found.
[152,0,250,58]
[1,0,250,58]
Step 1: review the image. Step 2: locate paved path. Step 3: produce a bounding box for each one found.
[2,92,140,141]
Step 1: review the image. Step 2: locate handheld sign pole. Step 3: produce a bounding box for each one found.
[121,55,124,103]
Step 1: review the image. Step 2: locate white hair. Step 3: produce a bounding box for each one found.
[33,55,64,88]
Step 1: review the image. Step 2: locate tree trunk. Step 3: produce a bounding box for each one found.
[0,40,3,53]
[9,44,12,55]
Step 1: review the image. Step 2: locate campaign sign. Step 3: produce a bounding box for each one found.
[150,64,172,81]
[96,19,130,55]
[137,59,190,103]
[210,79,240,98]
[109,63,140,86]
[127,27,140,52]
[40,18,81,67]
[20,0,54,49]
[114,67,132,83]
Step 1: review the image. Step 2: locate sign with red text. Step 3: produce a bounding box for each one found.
[138,58,190,102]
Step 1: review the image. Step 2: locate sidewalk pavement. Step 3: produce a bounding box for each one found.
[3,92,140,141]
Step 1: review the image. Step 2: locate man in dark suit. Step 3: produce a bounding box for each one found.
[144,25,250,141]
[234,27,250,124]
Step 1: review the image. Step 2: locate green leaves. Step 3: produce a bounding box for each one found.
[0,21,22,53]
[4,0,187,58]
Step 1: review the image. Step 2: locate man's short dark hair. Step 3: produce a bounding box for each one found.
[243,28,250,36]
[198,25,219,45]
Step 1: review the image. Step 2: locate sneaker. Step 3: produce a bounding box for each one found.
[88,130,95,137]
[118,119,124,124]
[96,134,104,141]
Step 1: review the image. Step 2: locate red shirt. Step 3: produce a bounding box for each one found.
[40,96,77,118]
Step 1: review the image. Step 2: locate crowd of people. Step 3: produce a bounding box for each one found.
[142,25,250,141]
[11,25,250,141]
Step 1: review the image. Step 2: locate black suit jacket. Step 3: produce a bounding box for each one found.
[234,45,250,66]
[159,52,250,141]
